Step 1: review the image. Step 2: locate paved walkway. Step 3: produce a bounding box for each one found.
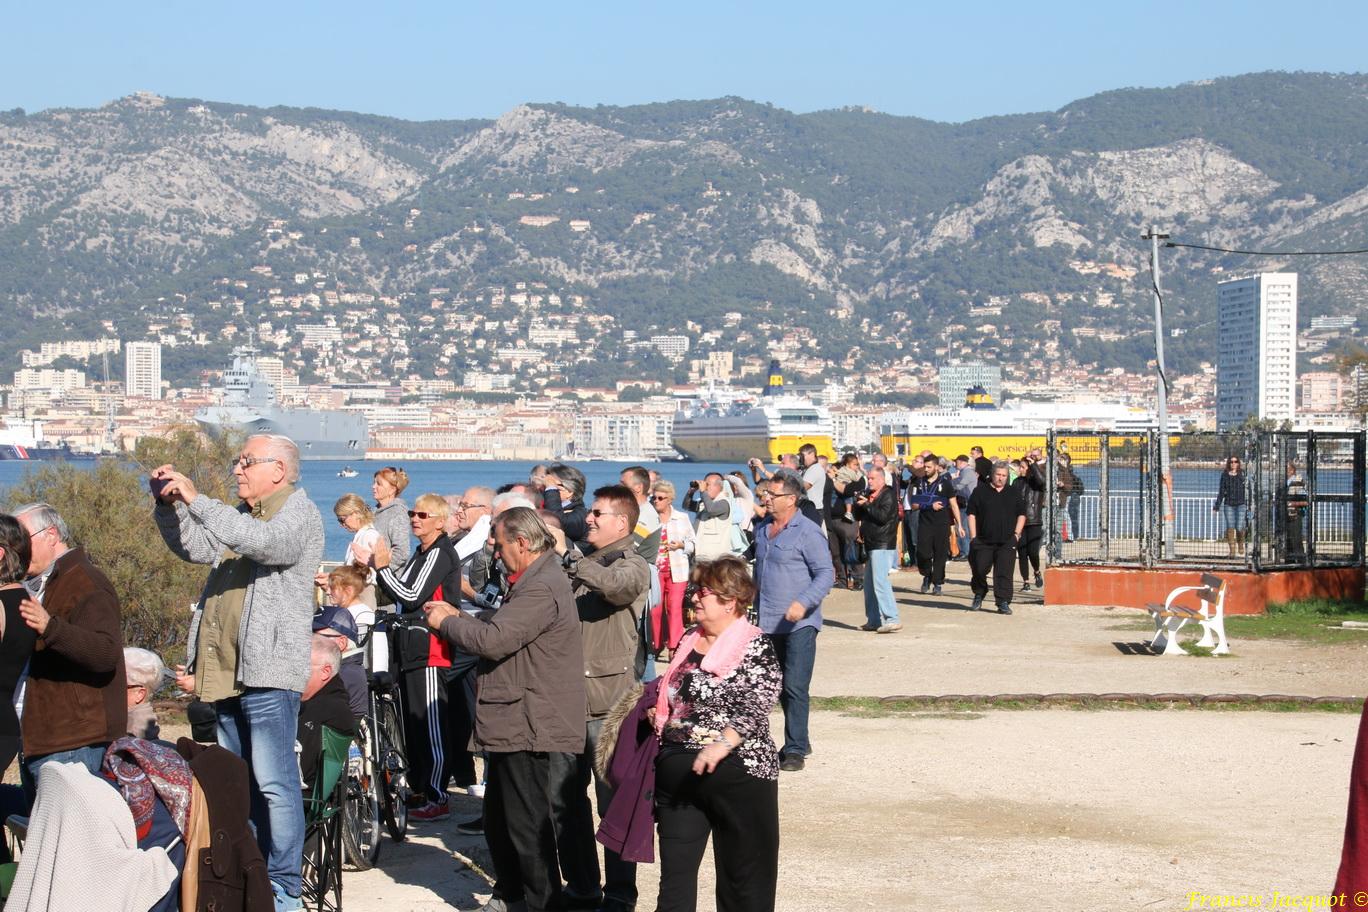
[341,561,1367,910]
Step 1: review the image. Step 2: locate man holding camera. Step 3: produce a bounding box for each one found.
[685,473,735,561]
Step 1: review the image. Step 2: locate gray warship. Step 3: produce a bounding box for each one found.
[195,345,368,459]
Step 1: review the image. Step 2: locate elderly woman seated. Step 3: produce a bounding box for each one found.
[125,647,168,740]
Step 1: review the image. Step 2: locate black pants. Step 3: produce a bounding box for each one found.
[1016,525,1043,579]
[916,519,951,585]
[901,513,918,566]
[401,664,452,803]
[970,539,1016,606]
[655,748,778,912]
[487,750,569,912]
[552,718,637,905]
[826,516,861,584]
[446,653,479,788]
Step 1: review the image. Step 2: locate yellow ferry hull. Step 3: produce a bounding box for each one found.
[673,432,836,464]
[879,433,1147,465]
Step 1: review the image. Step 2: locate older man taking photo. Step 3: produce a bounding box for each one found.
[752,474,833,773]
[425,508,585,912]
[153,433,324,912]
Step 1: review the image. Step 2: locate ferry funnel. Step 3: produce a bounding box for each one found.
[763,359,784,397]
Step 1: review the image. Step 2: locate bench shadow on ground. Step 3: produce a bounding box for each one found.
[1111,641,1161,656]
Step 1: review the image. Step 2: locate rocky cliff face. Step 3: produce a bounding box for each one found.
[1,73,1366,369]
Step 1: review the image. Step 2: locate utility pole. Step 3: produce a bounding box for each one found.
[1143,227,1175,559]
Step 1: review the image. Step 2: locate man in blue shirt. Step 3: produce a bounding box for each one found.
[752,473,835,772]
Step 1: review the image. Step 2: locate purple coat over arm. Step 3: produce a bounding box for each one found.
[595,678,662,864]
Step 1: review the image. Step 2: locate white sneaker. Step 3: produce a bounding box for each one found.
[468,783,486,799]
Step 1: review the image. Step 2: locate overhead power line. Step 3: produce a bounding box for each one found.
[1165,241,1368,256]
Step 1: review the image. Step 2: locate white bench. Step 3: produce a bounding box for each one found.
[1146,574,1230,656]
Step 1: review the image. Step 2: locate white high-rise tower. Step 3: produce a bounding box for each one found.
[1216,273,1297,431]
[125,341,163,400]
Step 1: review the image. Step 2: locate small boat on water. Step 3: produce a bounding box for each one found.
[337,466,358,478]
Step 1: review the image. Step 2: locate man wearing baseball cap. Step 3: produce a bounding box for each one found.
[312,605,366,717]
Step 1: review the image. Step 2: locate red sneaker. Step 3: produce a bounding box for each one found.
[411,800,450,821]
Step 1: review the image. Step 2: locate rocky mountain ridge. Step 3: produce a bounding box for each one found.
[2,72,1367,380]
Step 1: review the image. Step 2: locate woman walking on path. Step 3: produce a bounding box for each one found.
[1213,455,1249,558]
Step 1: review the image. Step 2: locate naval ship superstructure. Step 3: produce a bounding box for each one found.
[195,346,368,460]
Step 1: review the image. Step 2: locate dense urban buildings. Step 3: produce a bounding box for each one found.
[1216,273,1298,431]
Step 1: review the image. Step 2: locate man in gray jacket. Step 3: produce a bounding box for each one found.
[153,433,324,912]
[551,484,651,912]
[426,507,585,912]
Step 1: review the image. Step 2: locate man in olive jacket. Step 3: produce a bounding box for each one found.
[552,484,651,912]
[427,507,585,912]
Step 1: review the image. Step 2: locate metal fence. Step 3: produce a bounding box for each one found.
[1046,430,1365,570]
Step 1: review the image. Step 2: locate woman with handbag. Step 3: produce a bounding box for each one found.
[651,481,695,655]
[649,556,781,912]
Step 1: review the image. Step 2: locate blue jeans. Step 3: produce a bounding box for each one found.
[216,688,304,900]
[21,743,109,808]
[1222,504,1248,533]
[863,550,898,626]
[769,626,818,759]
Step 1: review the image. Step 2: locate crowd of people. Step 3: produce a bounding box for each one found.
[0,430,1101,912]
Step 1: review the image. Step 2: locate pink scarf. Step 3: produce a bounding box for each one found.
[653,618,762,734]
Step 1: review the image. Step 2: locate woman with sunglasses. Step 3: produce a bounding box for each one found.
[355,493,465,820]
[650,556,781,912]
[371,466,411,573]
[650,480,695,655]
[1212,455,1248,557]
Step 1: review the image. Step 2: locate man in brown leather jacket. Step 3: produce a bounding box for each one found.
[425,507,585,912]
[14,503,124,800]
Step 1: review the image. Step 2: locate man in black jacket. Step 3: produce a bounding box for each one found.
[914,457,961,596]
[972,446,994,487]
[854,468,901,633]
[967,465,1026,615]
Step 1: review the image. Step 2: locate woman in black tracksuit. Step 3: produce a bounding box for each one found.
[372,493,467,818]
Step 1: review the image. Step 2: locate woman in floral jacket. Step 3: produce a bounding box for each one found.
[649,555,782,912]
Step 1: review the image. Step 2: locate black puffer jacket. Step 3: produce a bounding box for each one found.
[854,486,899,550]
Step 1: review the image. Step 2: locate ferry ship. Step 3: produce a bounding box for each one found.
[671,362,836,463]
[879,387,1153,463]
[195,346,368,460]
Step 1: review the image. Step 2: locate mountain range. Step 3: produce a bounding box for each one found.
[2,71,1367,383]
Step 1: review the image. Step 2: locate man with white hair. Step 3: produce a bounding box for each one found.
[296,636,353,793]
[13,502,125,794]
[124,646,167,740]
[153,433,324,912]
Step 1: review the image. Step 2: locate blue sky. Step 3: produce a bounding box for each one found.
[6,1,1366,123]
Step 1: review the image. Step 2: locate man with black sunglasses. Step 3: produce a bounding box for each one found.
[550,484,651,912]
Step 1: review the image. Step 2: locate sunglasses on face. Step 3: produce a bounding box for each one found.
[650,495,670,502]
[588,509,624,519]
[408,510,433,519]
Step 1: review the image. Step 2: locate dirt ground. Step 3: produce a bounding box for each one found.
[273,564,1368,909]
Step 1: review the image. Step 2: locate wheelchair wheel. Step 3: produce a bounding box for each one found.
[341,721,382,870]
[378,698,410,842]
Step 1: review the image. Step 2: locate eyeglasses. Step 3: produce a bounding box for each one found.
[768,491,796,500]
[408,510,433,519]
[232,456,278,469]
[457,502,489,511]
[649,495,670,502]
[588,509,624,519]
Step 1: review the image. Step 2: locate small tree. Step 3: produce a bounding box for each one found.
[2,425,241,662]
